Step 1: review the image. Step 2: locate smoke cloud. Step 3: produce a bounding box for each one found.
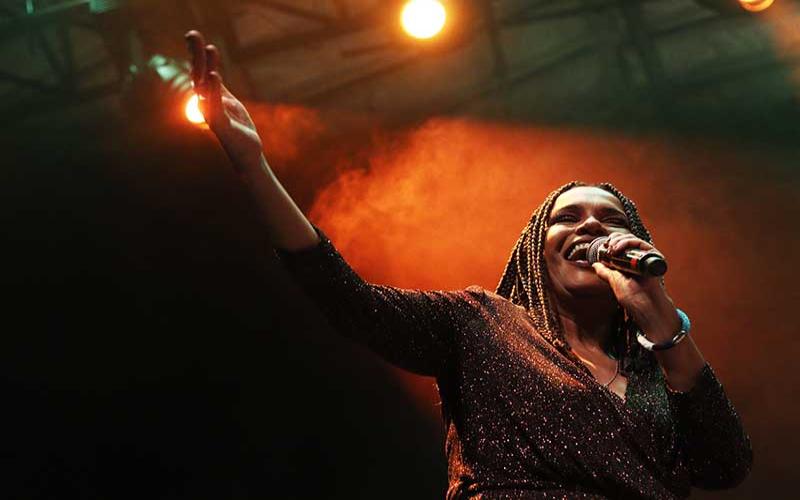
[250,107,796,491]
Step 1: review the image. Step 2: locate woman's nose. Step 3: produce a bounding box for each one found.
[575,216,608,235]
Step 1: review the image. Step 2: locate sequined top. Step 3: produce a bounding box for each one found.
[274,226,753,499]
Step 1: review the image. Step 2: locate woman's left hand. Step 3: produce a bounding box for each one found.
[591,233,681,341]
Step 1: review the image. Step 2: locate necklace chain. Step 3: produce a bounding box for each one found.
[602,359,620,387]
[570,349,620,387]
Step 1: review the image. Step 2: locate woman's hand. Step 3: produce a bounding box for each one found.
[183,30,318,250]
[591,233,681,342]
[593,233,707,391]
[185,30,264,173]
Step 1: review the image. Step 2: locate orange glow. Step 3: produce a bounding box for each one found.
[184,94,205,125]
[244,102,325,166]
[299,117,789,419]
[401,0,447,39]
[220,100,783,425]
[739,0,774,12]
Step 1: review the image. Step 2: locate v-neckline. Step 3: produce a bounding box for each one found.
[604,371,632,406]
[567,348,632,406]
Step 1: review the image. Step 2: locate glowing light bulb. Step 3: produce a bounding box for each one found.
[185,94,205,124]
[739,0,774,12]
[401,0,447,40]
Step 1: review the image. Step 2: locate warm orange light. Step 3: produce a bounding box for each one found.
[401,0,447,40]
[185,94,205,124]
[739,0,774,12]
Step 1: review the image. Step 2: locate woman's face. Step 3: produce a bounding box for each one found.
[543,186,633,300]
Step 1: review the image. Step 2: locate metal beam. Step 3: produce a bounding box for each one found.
[442,38,600,116]
[231,4,384,61]
[33,30,67,80]
[617,0,672,115]
[0,4,23,16]
[0,80,120,127]
[259,1,337,24]
[503,2,615,26]
[57,22,77,91]
[480,0,507,77]
[0,68,59,91]
[0,0,90,43]
[671,51,800,91]
[298,52,420,104]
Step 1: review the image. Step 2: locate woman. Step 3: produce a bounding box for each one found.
[184,31,752,498]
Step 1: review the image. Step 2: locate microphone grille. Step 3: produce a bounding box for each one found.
[587,237,608,264]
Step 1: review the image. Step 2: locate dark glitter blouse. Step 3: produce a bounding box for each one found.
[274,226,753,499]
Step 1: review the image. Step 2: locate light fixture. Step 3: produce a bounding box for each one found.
[401,0,447,40]
[695,0,775,13]
[184,94,205,125]
[122,54,206,127]
[738,0,774,12]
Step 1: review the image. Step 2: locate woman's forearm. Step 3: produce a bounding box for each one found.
[638,298,707,392]
[654,336,707,392]
[239,154,320,251]
[182,30,319,252]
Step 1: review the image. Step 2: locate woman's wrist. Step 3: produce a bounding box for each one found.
[234,152,271,180]
[632,293,681,343]
[637,308,690,351]
[655,336,707,392]
[640,309,682,344]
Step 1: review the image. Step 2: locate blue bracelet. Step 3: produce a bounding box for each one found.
[636,308,691,351]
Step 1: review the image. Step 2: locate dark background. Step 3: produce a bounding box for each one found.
[3,108,452,498]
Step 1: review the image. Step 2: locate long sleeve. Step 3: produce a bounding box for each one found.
[666,362,754,490]
[273,224,482,377]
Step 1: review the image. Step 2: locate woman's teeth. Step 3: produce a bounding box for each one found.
[567,242,590,261]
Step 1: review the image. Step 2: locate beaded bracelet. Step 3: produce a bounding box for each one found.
[636,308,691,351]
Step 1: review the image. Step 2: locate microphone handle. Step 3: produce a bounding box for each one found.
[598,247,668,277]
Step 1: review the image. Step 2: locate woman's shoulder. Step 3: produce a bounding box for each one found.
[460,285,528,315]
[461,285,498,304]
[462,285,518,304]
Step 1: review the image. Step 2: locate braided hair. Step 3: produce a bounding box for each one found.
[495,181,655,374]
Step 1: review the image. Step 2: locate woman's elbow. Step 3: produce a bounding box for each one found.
[692,443,754,490]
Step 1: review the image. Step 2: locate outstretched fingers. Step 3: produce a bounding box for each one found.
[185,31,229,127]
[185,30,207,93]
[204,44,233,98]
[204,71,225,127]
[205,44,220,75]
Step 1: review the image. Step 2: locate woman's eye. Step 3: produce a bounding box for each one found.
[551,214,628,226]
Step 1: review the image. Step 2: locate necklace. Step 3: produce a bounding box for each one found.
[602,359,620,387]
[570,348,620,387]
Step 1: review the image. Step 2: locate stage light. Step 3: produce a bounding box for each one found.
[401,0,447,40]
[123,54,208,127]
[695,0,775,13]
[738,0,774,12]
[184,94,206,125]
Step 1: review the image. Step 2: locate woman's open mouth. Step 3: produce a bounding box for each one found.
[564,241,591,267]
[568,259,591,267]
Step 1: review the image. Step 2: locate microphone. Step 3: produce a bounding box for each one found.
[586,236,667,277]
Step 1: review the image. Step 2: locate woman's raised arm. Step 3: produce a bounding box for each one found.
[183,31,487,377]
[185,30,319,252]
